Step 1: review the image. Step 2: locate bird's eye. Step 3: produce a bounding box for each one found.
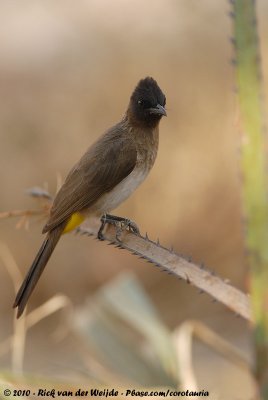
[138,99,151,108]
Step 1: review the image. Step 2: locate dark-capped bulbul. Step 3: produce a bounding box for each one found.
[14,77,166,318]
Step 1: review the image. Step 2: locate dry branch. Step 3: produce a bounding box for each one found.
[78,224,251,322]
[1,186,251,323]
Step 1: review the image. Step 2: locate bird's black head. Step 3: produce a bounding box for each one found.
[128,77,166,127]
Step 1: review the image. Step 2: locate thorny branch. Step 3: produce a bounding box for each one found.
[2,186,251,322]
[78,223,251,322]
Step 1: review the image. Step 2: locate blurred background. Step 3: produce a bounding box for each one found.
[0,0,268,397]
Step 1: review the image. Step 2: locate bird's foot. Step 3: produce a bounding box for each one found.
[98,214,140,241]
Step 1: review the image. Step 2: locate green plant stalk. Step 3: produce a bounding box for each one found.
[232,0,268,395]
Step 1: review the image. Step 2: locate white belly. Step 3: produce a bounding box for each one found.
[92,166,149,214]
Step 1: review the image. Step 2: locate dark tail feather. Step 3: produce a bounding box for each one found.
[13,226,64,318]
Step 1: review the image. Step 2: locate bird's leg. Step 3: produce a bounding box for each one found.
[97,214,107,240]
[106,214,140,234]
[97,214,140,241]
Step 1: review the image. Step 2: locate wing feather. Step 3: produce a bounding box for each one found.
[43,124,137,233]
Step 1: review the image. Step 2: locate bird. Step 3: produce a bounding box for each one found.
[13,76,166,318]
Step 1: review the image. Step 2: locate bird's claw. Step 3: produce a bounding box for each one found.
[122,218,140,235]
[97,214,140,242]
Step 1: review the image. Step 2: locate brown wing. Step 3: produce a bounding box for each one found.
[43,124,137,233]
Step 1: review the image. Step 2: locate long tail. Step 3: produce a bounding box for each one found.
[13,224,65,318]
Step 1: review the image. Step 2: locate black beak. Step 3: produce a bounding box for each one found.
[149,104,167,117]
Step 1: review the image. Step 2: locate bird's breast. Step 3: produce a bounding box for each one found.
[91,164,150,214]
[88,127,159,216]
